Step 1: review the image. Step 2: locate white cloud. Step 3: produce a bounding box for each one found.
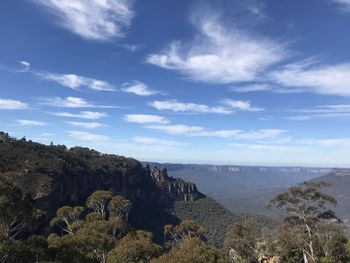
[270,61,350,96]
[35,0,134,41]
[122,81,161,96]
[235,129,287,140]
[332,0,350,12]
[65,121,105,129]
[40,96,115,108]
[133,136,183,146]
[51,111,107,119]
[147,11,287,84]
[150,100,232,114]
[38,72,115,91]
[299,138,350,148]
[0,98,28,110]
[230,84,272,93]
[287,105,350,120]
[145,123,286,140]
[230,143,304,153]
[16,119,46,126]
[296,104,350,113]
[67,131,110,143]
[123,114,170,124]
[18,61,31,72]
[222,99,264,112]
[145,124,206,136]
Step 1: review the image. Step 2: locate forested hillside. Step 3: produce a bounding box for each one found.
[1,132,350,262]
[0,132,268,246]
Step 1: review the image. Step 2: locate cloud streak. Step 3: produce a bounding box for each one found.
[122,81,162,96]
[222,99,264,112]
[0,98,28,110]
[40,96,116,108]
[51,111,107,119]
[270,61,350,97]
[133,136,183,146]
[147,11,287,84]
[35,0,134,41]
[65,121,105,129]
[230,143,304,153]
[37,72,115,91]
[145,123,286,140]
[67,131,110,143]
[123,114,170,124]
[332,0,350,12]
[287,105,350,120]
[150,100,233,114]
[18,61,31,72]
[16,119,46,126]
[150,99,263,114]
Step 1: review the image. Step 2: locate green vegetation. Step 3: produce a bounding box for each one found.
[223,182,350,263]
[1,132,350,262]
[2,172,350,263]
[170,197,277,247]
[0,184,226,263]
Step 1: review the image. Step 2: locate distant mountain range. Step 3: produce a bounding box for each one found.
[145,162,348,218]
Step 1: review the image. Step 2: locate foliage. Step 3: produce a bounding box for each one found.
[86,191,113,221]
[50,206,85,235]
[224,220,258,263]
[164,219,205,244]
[151,237,227,263]
[269,182,343,262]
[108,195,132,222]
[0,177,43,238]
[107,231,163,263]
[48,190,131,263]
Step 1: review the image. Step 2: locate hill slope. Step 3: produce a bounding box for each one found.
[310,169,350,226]
[0,131,273,247]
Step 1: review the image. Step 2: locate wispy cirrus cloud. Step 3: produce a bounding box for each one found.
[150,99,263,114]
[299,138,350,148]
[37,72,115,91]
[150,100,232,114]
[122,81,162,96]
[270,60,350,97]
[51,111,107,119]
[16,119,46,126]
[34,0,134,41]
[40,96,116,108]
[145,123,286,140]
[222,99,264,112]
[133,136,184,147]
[287,104,350,120]
[65,121,105,129]
[67,131,110,143]
[123,114,170,124]
[230,143,304,153]
[0,98,28,110]
[147,11,287,84]
[332,0,350,12]
[230,84,273,93]
[18,61,31,72]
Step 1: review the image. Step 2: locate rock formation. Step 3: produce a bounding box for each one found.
[148,165,201,202]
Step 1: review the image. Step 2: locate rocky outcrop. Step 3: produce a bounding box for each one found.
[147,165,201,202]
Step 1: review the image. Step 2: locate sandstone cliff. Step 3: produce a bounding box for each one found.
[0,132,201,220]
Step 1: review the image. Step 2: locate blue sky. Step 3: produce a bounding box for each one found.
[1,0,350,167]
